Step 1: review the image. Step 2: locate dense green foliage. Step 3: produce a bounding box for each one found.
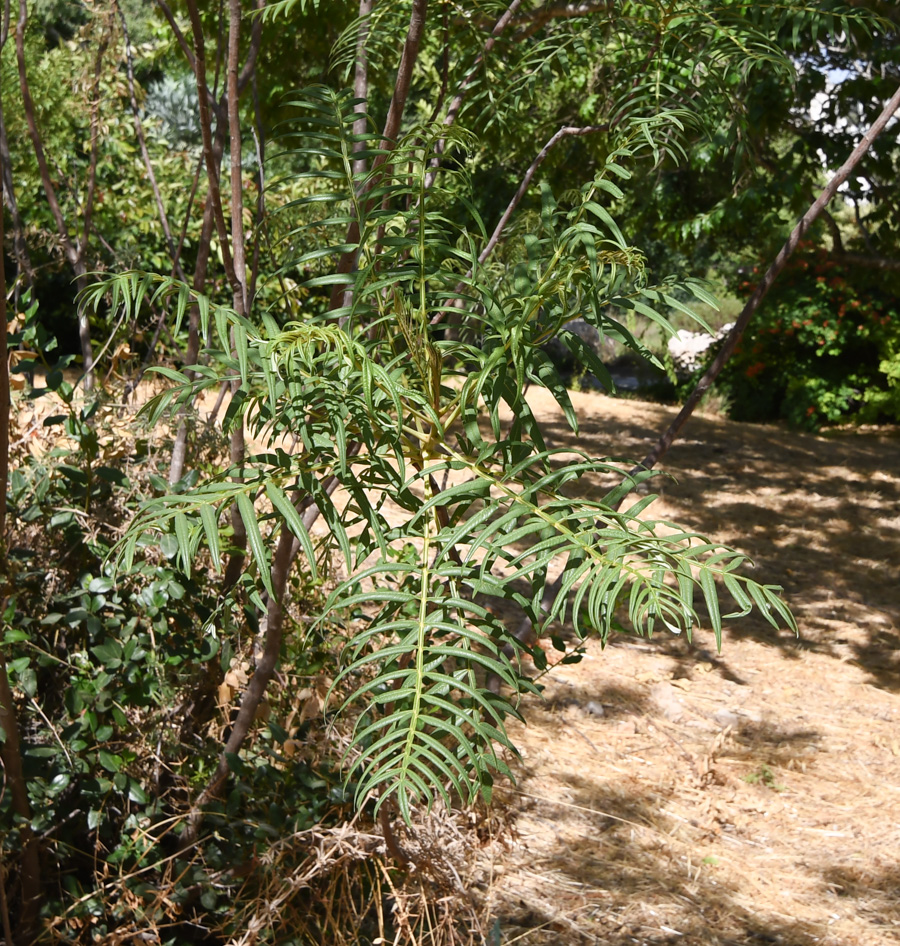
[87,90,795,819]
[709,249,900,427]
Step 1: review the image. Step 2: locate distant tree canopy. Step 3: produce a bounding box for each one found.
[3,1,898,334]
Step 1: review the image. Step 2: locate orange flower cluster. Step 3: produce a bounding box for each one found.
[745,361,766,379]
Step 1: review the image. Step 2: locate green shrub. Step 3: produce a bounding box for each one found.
[709,250,900,429]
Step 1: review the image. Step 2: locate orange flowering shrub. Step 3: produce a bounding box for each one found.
[701,251,899,429]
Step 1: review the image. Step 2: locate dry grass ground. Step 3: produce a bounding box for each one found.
[478,389,900,946]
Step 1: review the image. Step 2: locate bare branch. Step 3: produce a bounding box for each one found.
[450,0,609,36]
[249,72,266,305]
[0,86,33,286]
[638,81,900,474]
[425,0,523,188]
[184,0,241,305]
[832,251,900,271]
[77,28,109,270]
[425,1,451,126]
[478,125,608,267]
[155,0,196,71]
[172,155,205,277]
[237,0,265,95]
[115,0,187,282]
[167,151,218,483]
[820,207,844,255]
[15,1,81,270]
[377,0,429,156]
[219,0,251,585]
[852,193,878,254]
[227,0,249,315]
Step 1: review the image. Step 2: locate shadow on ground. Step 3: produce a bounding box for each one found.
[536,402,900,692]
[496,777,825,945]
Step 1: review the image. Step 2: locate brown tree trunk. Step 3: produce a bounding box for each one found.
[14,0,95,387]
[352,0,374,179]
[638,80,900,474]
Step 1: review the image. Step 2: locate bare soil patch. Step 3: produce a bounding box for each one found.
[480,389,900,946]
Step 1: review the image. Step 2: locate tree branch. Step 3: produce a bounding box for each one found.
[820,207,844,254]
[226,0,248,315]
[424,0,523,188]
[638,80,900,474]
[0,72,33,287]
[15,0,94,388]
[155,0,196,72]
[351,0,374,179]
[852,194,877,254]
[377,0,429,157]
[167,145,221,483]
[115,0,187,282]
[236,0,265,95]
[329,0,430,311]
[832,250,900,271]
[219,0,251,586]
[451,0,609,36]
[13,2,83,252]
[184,0,240,303]
[479,124,608,267]
[248,72,265,305]
[512,0,611,42]
[431,123,608,325]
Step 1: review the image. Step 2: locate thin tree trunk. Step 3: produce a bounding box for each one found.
[185,0,241,300]
[221,0,250,587]
[169,134,223,485]
[77,30,108,272]
[183,0,250,582]
[0,106,33,287]
[637,80,900,474]
[248,72,265,305]
[351,0,374,179]
[226,0,248,316]
[329,0,429,312]
[14,0,95,387]
[166,1,263,484]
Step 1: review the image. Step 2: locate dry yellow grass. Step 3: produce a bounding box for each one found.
[476,388,900,946]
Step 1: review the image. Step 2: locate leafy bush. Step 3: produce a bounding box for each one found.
[2,294,358,940]
[4,0,840,937]
[708,250,900,429]
[86,89,796,829]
